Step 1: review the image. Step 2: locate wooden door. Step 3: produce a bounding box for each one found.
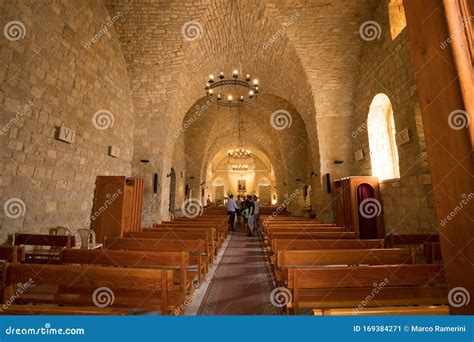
[215,186,224,206]
[258,185,271,205]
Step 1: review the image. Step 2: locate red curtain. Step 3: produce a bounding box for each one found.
[357,183,378,239]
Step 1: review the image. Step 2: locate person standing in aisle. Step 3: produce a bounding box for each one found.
[226,194,238,231]
[236,195,242,229]
[252,195,260,234]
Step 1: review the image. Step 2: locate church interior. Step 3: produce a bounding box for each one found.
[0,0,473,316]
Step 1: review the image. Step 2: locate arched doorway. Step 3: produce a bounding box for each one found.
[168,167,176,214]
[257,177,272,205]
[212,178,225,206]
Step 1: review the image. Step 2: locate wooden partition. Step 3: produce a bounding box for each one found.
[91,176,144,242]
[404,0,474,314]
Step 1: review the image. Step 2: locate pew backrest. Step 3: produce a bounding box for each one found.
[60,248,190,268]
[104,237,205,254]
[287,264,444,290]
[273,239,384,253]
[385,234,439,247]
[277,248,415,268]
[268,232,357,241]
[14,233,75,248]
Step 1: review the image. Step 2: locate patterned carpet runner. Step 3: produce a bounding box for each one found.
[197,230,280,315]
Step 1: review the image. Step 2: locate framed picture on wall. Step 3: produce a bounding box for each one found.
[237,179,246,192]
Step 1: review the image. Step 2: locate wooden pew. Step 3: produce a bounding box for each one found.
[275,248,414,284]
[0,246,26,303]
[286,264,447,314]
[266,232,357,249]
[14,233,75,263]
[269,239,385,266]
[268,232,356,242]
[266,222,334,226]
[277,248,414,268]
[313,305,450,316]
[104,237,207,284]
[148,225,223,254]
[267,227,344,232]
[385,234,440,263]
[263,222,337,234]
[3,263,182,314]
[0,246,25,263]
[385,233,439,247]
[272,239,384,253]
[0,305,132,315]
[264,227,346,243]
[424,242,442,264]
[126,231,215,264]
[162,220,228,240]
[60,249,195,295]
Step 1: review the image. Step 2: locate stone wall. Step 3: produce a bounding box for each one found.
[351,0,438,234]
[0,0,134,242]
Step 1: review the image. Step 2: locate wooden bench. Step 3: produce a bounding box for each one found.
[286,264,447,314]
[104,237,207,284]
[385,234,440,263]
[424,242,442,264]
[263,220,331,231]
[0,246,25,263]
[313,305,450,316]
[275,248,415,284]
[147,226,222,254]
[263,227,346,244]
[277,248,414,268]
[0,246,26,303]
[60,248,196,295]
[126,231,215,264]
[270,239,385,265]
[267,227,344,232]
[3,263,182,314]
[268,232,357,243]
[0,305,132,315]
[272,238,384,253]
[14,233,75,263]
[161,220,228,239]
[385,233,439,247]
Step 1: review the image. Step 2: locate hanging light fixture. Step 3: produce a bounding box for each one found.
[228,148,251,158]
[205,72,259,107]
[204,0,260,108]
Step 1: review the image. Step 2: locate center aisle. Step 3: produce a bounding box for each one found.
[197,230,280,315]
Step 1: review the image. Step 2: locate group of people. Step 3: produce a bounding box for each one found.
[226,194,260,237]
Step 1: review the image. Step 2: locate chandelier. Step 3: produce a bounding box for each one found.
[230,164,249,171]
[228,148,251,158]
[204,0,260,108]
[205,71,259,107]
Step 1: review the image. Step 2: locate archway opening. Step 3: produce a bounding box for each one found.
[205,149,277,206]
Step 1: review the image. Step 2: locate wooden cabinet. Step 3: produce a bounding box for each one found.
[91,176,144,242]
[333,176,384,239]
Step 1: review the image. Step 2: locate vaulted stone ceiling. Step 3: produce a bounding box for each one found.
[179,94,309,201]
[103,0,378,217]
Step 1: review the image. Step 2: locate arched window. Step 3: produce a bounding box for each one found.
[367,94,400,181]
